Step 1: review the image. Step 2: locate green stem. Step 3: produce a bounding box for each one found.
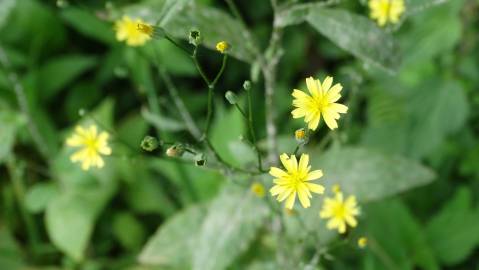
[191,46,212,86]
[164,33,191,55]
[6,158,40,258]
[212,54,228,86]
[246,91,263,171]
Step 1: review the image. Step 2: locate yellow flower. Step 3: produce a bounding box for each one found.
[269,153,325,209]
[292,76,348,131]
[250,182,266,198]
[66,125,112,170]
[114,16,151,46]
[369,0,405,27]
[320,191,360,234]
[358,237,368,248]
[215,41,229,53]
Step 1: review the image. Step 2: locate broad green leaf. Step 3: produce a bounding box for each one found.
[0,226,23,270]
[405,0,451,16]
[24,182,58,214]
[139,205,205,268]
[192,185,269,270]
[38,55,97,101]
[0,0,16,30]
[306,8,398,72]
[426,187,479,265]
[0,108,25,163]
[364,199,439,270]
[210,107,246,167]
[61,7,116,44]
[313,146,436,201]
[123,0,259,62]
[112,212,146,251]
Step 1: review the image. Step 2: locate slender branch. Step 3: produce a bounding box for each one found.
[212,54,228,86]
[246,90,263,171]
[191,46,212,86]
[164,33,192,55]
[0,46,49,158]
[157,67,203,140]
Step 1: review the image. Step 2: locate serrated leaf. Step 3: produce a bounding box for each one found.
[426,187,479,265]
[306,8,398,72]
[139,205,205,268]
[192,185,269,270]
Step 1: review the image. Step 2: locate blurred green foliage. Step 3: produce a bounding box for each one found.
[0,0,478,269]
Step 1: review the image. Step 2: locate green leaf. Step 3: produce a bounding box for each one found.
[210,107,246,167]
[313,146,436,201]
[24,182,58,214]
[192,185,269,270]
[123,0,259,62]
[38,55,97,101]
[0,0,16,30]
[0,108,25,163]
[112,212,146,251]
[139,205,205,268]
[426,187,479,266]
[306,8,398,72]
[405,0,452,16]
[0,226,23,270]
[61,7,116,44]
[364,199,439,270]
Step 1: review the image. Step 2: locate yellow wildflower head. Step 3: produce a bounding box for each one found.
[114,16,151,46]
[358,237,368,248]
[250,182,266,198]
[369,0,405,27]
[215,41,229,54]
[320,191,360,234]
[292,76,348,131]
[66,125,112,170]
[269,153,325,209]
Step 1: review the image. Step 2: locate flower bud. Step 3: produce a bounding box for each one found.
[137,23,166,39]
[243,80,252,91]
[194,153,206,166]
[189,29,201,46]
[332,184,341,194]
[294,128,308,143]
[166,144,184,157]
[141,136,159,152]
[250,182,265,198]
[225,91,238,105]
[215,41,230,54]
[358,237,368,249]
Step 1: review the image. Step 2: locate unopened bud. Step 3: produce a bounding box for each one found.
[250,182,265,198]
[332,184,341,194]
[225,91,238,105]
[141,136,159,152]
[194,153,206,166]
[188,29,201,46]
[294,128,307,143]
[243,80,251,91]
[166,144,184,157]
[215,41,230,54]
[358,237,368,249]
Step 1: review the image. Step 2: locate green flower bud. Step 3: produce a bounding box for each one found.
[243,80,251,91]
[194,153,206,166]
[294,128,308,144]
[225,91,238,105]
[189,29,201,46]
[141,136,159,152]
[166,144,184,157]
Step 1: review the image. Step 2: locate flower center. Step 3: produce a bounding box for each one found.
[333,203,347,219]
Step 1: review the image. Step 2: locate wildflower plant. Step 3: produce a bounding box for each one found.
[2,0,458,269]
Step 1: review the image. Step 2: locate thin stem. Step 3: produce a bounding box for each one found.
[164,33,191,55]
[212,54,228,86]
[157,67,203,140]
[225,0,247,27]
[0,46,49,158]
[7,158,40,258]
[246,90,263,171]
[191,46,212,86]
[204,86,214,138]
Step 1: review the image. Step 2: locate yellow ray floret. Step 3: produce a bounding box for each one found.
[320,190,360,234]
[269,153,325,209]
[291,76,348,131]
[114,16,151,46]
[369,0,405,27]
[66,125,112,170]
